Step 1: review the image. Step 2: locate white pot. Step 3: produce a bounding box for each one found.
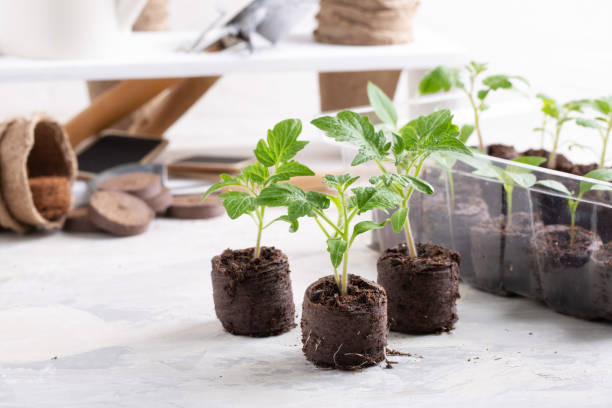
[0,0,147,59]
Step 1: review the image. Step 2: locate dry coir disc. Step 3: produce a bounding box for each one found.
[167,194,223,219]
[145,187,173,215]
[63,206,99,233]
[97,172,162,200]
[89,190,154,236]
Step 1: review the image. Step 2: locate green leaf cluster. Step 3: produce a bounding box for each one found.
[419,61,529,150]
[537,168,612,245]
[201,119,314,257]
[259,173,400,295]
[312,82,472,258]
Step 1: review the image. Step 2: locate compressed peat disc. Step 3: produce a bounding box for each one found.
[167,194,223,219]
[89,190,154,237]
[28,176,72,221]
[145,187,173,215]
[97,172,162,200]
[63,206,99,233]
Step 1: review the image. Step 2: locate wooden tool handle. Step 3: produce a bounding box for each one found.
[66,77,182,148]
[128,76,221,137]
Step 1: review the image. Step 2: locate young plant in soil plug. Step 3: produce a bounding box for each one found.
[533,94,584,170]
[575,96,612,169]
[537,169,612,246]
[530,169,612,317]
[419,62,529,152]
[258,173,400,369]
[202,119,314,337]
[462,155,546,295]
[312,100,473,334]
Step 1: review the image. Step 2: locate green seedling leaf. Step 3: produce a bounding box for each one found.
[468,61,488,74]
[459,125,474,143]
[312,111,388,165]
[269,161,314,182]
[391,208,409,234]
[537,180,572,196]
[505,156,547,174]
[576,118,603,129]
[351,220,388,245]
[254,119,308,167]
[268,119,307,163]
[242,163,270,184]
[419,66,463,94]
[322,174,359,191]
[367,82,397,127]
[506,172,536,189]
[349,186,402,213]
[579,169,612,196]
[201,173,243,200]
[590,98,612,115]
[327,238,348,269]
[482,75,513,90]
[274,215,299,233]
[257,183,330,220]
[219,191,257,219]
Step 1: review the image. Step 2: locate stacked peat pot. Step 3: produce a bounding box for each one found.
[0,115,77,233]
[315,0,419,112]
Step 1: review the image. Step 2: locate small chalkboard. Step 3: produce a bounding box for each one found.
[76,132,168,179]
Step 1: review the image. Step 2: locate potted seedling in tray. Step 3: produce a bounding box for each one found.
[530,169,612,318]
[419,61,528,154]
[312,89,472,334]
[575,96,612,242]
[201,119,314,337]
[259,174,399,369]
[464,155,546,296]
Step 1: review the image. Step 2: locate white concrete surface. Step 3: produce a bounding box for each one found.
[1,210,612,407]
[2,2,612,406]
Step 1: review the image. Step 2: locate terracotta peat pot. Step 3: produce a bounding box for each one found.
[377,242,460,334]
[211,247,296,337]
[590,243,612,320]
[301,275,387,370]
[530,225,602,319]
[470,213,542,297]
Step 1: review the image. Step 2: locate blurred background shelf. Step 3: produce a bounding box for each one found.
[0,27,466,82]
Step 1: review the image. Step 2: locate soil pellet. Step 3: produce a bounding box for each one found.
[97,172,162,200]
[168,194,223,219]
[89,190,153,237]
[63,206,99,233]
[145,187,173,214]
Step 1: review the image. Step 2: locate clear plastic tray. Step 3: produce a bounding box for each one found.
[371,153,612,321]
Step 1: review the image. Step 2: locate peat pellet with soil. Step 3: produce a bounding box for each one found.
[89,190,154,236]
[63,206,99,233]
[211,247,295,337]
[591,243,612,320]
[377,242,460,334]
[470,213,541,297]
[28,176,71,221]
[301,275,387,369]
[97,172,162,200]
[530,224,602,318]
[168,194,223,219]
